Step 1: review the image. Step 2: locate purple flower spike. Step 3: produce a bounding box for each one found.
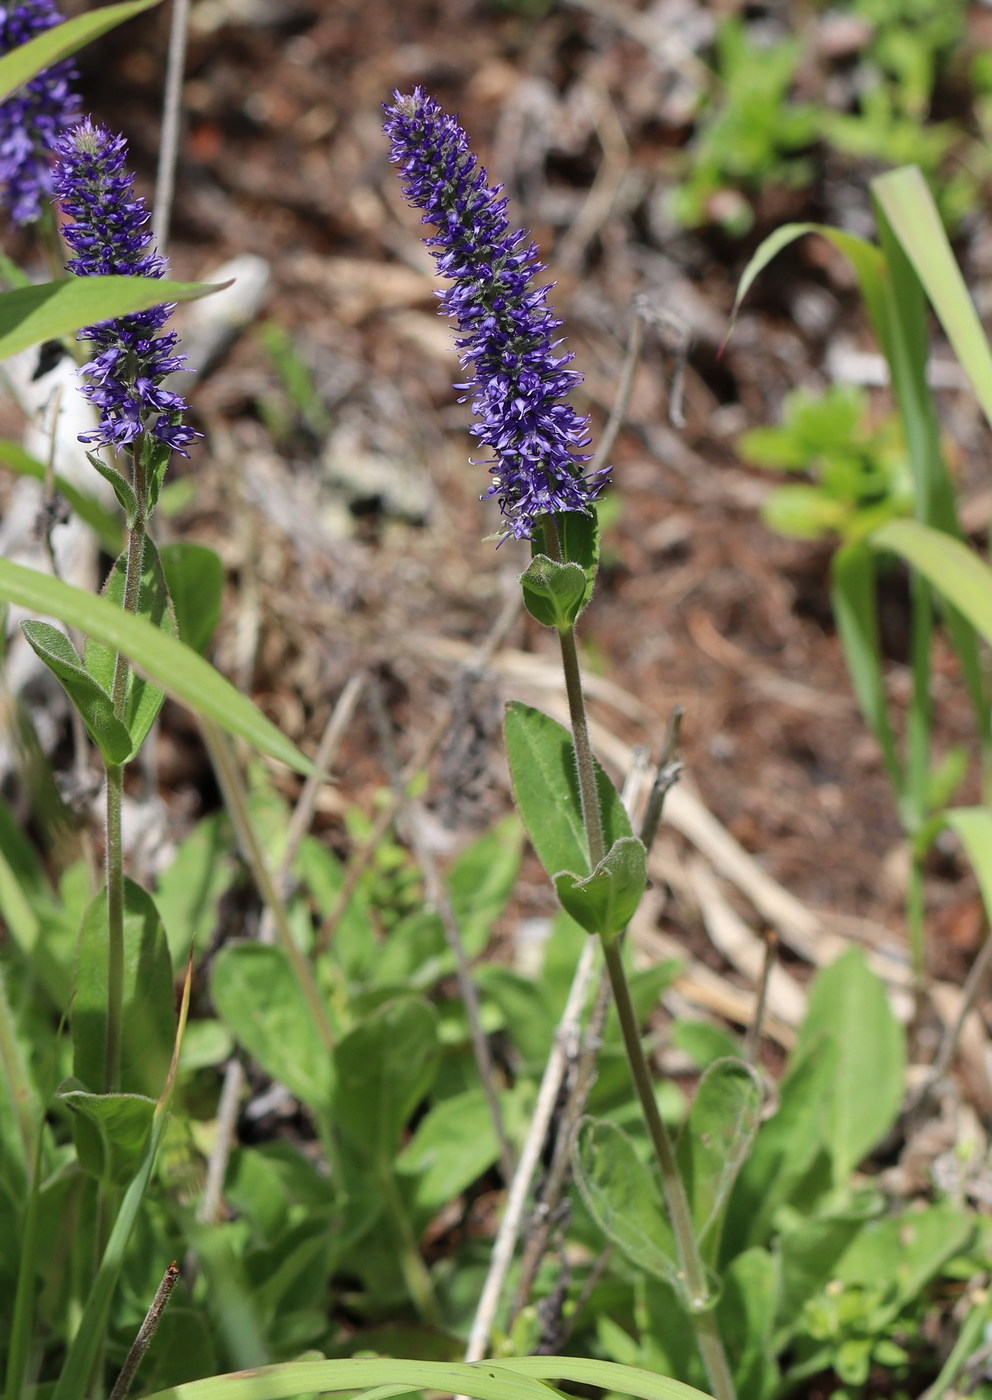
[383,88,608,542]
[52,120,197,456]
[0,0,81,225]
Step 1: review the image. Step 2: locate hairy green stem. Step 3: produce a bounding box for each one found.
[544,510,736,1400]
[103,452,147,1096]
[602,938,736,1400]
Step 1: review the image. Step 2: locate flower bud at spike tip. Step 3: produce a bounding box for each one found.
[52,120,197,456]
[0,0,81,225]
[383,88,610,543]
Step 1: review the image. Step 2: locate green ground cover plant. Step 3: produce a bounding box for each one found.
[0,7,989,1400]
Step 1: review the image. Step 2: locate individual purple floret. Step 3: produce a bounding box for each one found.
[383,88,608,542]
[51,119,196,455]
[0,0,81,225]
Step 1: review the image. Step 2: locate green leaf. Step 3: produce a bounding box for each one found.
[0,0,162,103]
[773,1191,884,1349]
[396,1088,502,1213]
[520,556,589,630]
[84,537,177,759]
[871,519,992,646]
[58,1085,156,1185]
[831,543,902,795]
[154,811,235,963]
[0,275,218,360]
[504,701,632,881]
[211,943,333,1113]
[86,451,139,526]
[139,1357,714,1400]
[0,558,312,773]
[73,879,175,1099]
[676,1057,763,1257]
[573,1117,679,1289]
[795,948,904,1185]
[160,542,225,654]
[331,999,439,1164]
[0,439,121,552]
[872,166,992,434]
[554,835,647,939]
[20,620,132,764]
[944,808,992,927]
[716,1249,780,1400]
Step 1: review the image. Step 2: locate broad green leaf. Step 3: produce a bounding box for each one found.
[154,811,235,963]
[794,948,904,1185]
[212,943,333,1113]
[84,536,176,759]
[395,1088,501,1214]
[831,543,901,795]
[139,1357,713,1400]
[554,835,647,939]
[872,166,992,433]
[774,1190,883,1349]
[58,1085,155,1185]
[520,556,589,630]
[835,1202,974,1315]
[331,999,439,1163]
[0,439,121,551]
[0,558,311,773]
[676,1057,763,1256]
[944,808,992,926]
[73,879,175,1099]
[504,701,632,881]
[160,542,225,654]
[872,519,992,645]
[447,815,523,957]
[725,1036,838,1255]
[0,275,218,360]
[573,1117,679,1288]
[0,0,162,103]
[20,620,132,765]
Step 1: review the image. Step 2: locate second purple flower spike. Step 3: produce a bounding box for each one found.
[384,88,609,543]
[52,119,196,457]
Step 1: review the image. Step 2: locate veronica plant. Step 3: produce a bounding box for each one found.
[385,88,746,1400]
[0,0,80,227]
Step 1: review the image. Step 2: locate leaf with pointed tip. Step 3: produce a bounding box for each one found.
[20,620,132,764]
[0,558,312,773]
[86,452,138,526]
[84,537,176,759]
[0,0,163,103]
[676,1057,763,1260]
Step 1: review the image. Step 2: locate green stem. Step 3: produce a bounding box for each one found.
[602,939,736,1400]
[104,763,125,1094]
[379,1165,440,1327]
[543,518,605,869]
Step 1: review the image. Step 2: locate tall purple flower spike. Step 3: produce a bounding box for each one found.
[383,88,608,542]
[0,0,81,225]
[52,120,196,456]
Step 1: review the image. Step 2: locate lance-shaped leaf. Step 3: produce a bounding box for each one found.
[20,620,132,764]
[0,0,162,103]
[676,1057,763,1261]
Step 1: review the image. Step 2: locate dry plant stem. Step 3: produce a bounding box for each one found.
[587,307,644,480]
[365,674,515,1187]
[196,1058,244,1226]
[463,934,601,1363]
[602,937,736,1400]
[744,930,777,1065]
[410,809,516,1184]
[200,716,335,1052]
[152,0,191,249]
[313,589,521,957]
[104,453,147,1095]
[920,929,992,1099]
[257,671,366,945]
[108,1261,180,1400]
